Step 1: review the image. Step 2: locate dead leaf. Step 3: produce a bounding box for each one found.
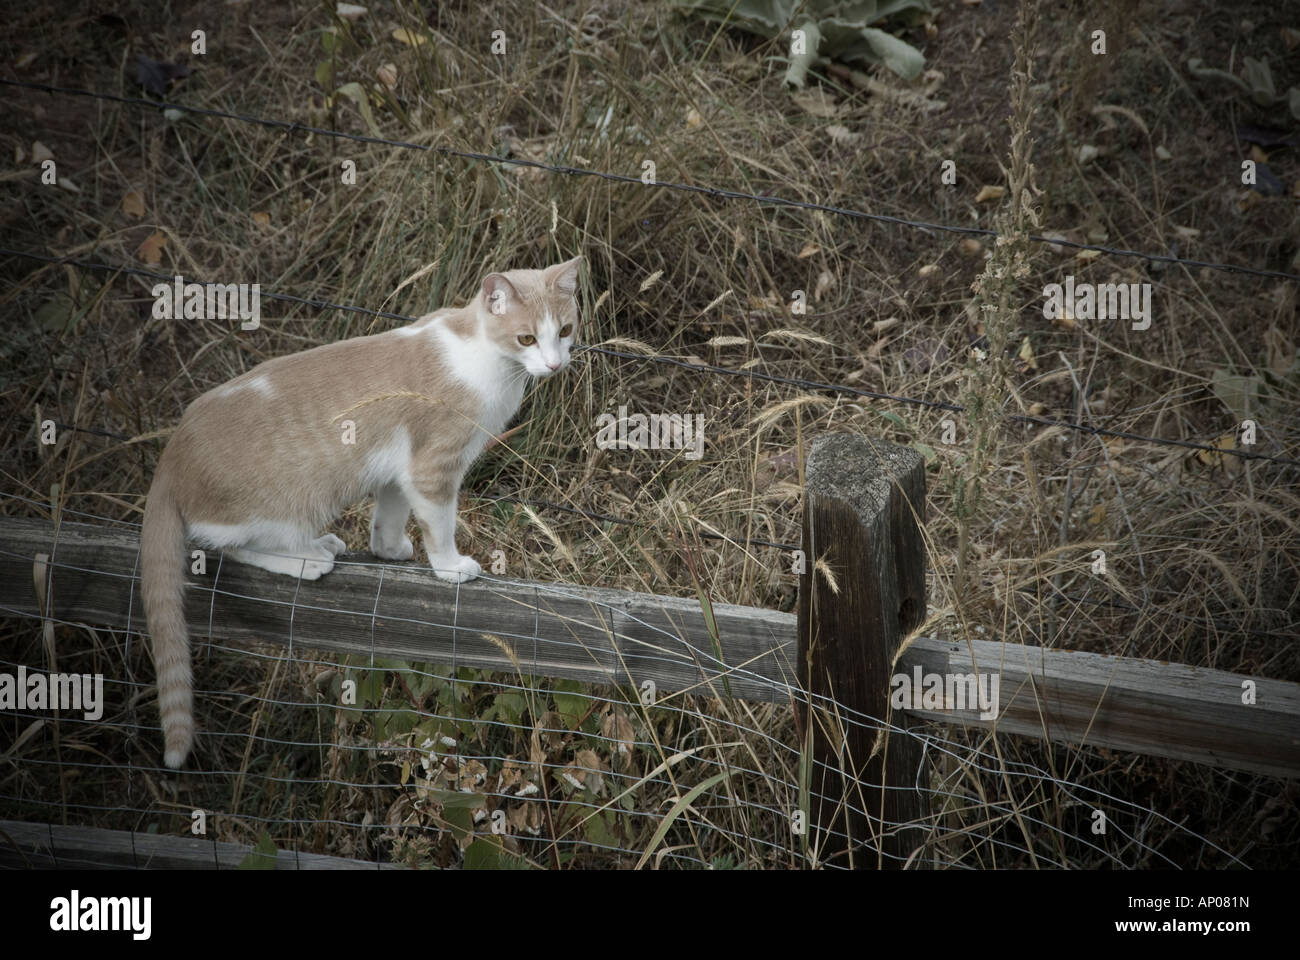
[1075,248,1103,262]
[1250,144,1269,164]
[137,230,167,266]
[122,190,145,218]
[1088,503,1106,526]
[959,237,982,256]
[31,141,53,165]
[825,124,860,145]
[376,63,398,88]
[813,270,835,302]
[1194,433,1236,469]
[575,749,604,789]
[791,87,839,118]
[251,211,271,227]
[685,107,702,127]
[797,242,820,259]
[974,184,1005,203]
[336,2,367,19]
[600,709,636,766]
[918,263,941,279]
[391,27,427,46]
[15,51,38,69]
[1016,335,1038,372]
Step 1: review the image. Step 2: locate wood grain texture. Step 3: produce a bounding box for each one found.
[1,516,1296,778]
[796,434,930,868]
[0,819,404,869]
[0,515,798,704]
[908,637,1300,779]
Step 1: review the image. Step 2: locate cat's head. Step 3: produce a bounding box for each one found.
[479,256,582,377]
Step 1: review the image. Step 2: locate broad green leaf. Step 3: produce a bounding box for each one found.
[552,678,588,728]
[583,809,620,848]
[463,837,501,869]
[237,831,278,870]
[334,81,380,136]
[670,0,932,80]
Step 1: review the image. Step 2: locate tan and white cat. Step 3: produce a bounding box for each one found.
[141,256,582,768]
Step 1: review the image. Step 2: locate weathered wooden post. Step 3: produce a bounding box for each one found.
[796,434,929,868]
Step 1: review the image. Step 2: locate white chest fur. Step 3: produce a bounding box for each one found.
[434,323,527,441]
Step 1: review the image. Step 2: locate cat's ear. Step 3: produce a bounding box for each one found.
[481,273,519,316]
[548,256,583,296]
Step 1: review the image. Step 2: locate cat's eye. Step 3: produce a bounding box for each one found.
[559,324,573,338]
[518,334,536,346]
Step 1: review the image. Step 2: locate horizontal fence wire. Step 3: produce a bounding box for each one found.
[0,555,1250,870]
[2,487,1293,646]
[3,77,1298,283]
[2,65,1287,870]
[5,247,1297,468]
[0,499,1260,869]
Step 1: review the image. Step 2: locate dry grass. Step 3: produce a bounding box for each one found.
[1,0,1297,868]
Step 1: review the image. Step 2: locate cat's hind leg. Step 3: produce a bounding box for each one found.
[227,542,336,580]
[193,520,338,581]
[369,482,414,560]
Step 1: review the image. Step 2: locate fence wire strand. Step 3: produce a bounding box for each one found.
[1,64,1289,871]
[3,77,1298,283]
[0,498,1259,869]
[5,246,1297,468]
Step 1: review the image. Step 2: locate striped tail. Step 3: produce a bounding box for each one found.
[140,464,193,768]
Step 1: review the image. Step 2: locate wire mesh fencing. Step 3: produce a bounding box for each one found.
[0,497,1251,870]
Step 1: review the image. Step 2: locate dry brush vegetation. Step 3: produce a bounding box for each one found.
[1,0,1297,868]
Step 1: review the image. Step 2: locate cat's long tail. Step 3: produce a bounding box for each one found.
[141,462,192,769]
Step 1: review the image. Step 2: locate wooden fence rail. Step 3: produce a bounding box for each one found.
[0,819,402,870]
[2,435,1298,869]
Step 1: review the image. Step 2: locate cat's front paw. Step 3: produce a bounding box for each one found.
[431,554,481,584]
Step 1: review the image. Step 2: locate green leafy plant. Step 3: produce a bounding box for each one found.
[1188,55,1300,120]
[672,0,934,82]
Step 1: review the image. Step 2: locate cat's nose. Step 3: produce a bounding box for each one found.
[546,359,561,371]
